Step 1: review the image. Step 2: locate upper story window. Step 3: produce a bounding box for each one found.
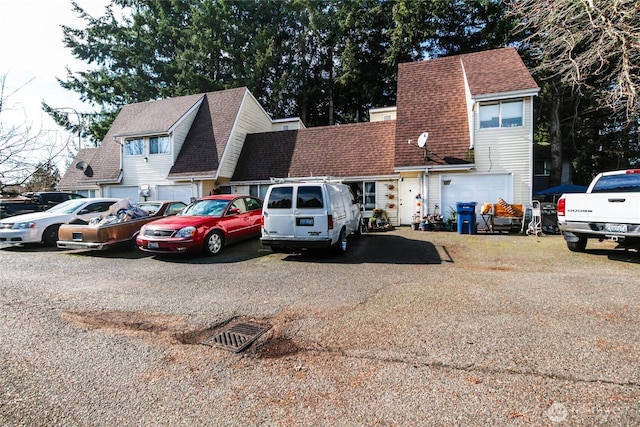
[479,100,524,129]
[150,136,170,154]
[124,138,143,156]
[535,159,551,176]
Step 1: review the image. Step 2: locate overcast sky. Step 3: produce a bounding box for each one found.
[0,0,110,138]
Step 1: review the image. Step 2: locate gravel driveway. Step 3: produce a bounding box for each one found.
[1,228,638,426]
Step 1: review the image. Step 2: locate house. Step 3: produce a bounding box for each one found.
[58,87,304,202]
[59,47,539,225]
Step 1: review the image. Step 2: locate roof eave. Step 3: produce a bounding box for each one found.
[394,164,476,173]
[472,88,540,102]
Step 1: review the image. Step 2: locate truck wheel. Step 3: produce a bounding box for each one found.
[567,236,587,252]
[333,228,347,254]
[42,225,60,247]
[204,230,224,256]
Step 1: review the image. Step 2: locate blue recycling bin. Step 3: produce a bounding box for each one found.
[456,202,477,234]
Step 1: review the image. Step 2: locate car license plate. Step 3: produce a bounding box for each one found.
[604,223,627,233]
[148,242,159,249]
[297,218,314,226]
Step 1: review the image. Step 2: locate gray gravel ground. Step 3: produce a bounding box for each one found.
[0,228,638,426]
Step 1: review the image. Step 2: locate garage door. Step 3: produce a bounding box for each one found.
[440,173,513,217]
[107,186,139,200]
[156,185,193,204]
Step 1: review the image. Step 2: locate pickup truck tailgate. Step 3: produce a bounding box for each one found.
[563,193,640,224]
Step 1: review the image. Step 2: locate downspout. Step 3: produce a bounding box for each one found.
[423,168,429,216]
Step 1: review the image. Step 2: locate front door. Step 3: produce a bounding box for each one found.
[399,177,421,225]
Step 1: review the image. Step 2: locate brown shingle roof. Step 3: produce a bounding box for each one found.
[232,121,396,181]
[109,93,205,138]
[394,47,538,169]
[461,47,539,96]
[57,147,103,189]
[169,87,246,177]
[59,88,246,187]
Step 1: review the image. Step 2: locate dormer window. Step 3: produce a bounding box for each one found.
[124,138,144,156]
[150,136,170,154]
[479,99,524,129]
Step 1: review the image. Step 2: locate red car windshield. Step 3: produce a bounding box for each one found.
[181,199,230,217]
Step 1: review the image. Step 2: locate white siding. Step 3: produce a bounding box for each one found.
[107,185,139,200]
[472,97,533,205]
[121,149,174,188]
[369,107,397,122]
[218,91,273,179]
[376,180,399,226]
[271,118,305,131]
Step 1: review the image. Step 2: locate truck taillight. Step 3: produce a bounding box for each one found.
[557,198,565,217]
[328,214,334,230]
[626,169,640,174]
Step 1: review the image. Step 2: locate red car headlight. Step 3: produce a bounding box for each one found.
[175,226,196,238]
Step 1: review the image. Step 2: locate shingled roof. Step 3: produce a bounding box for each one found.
[232,121,396,181]
[168,87,246,177]
[58,88,246,188]
[394,47,539,169]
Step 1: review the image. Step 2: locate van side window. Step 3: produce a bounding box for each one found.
[297,186,324,208]
[267,187,293,209]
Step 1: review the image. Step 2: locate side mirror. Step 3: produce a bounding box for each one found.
[227,207,241,215]
[78,209,89,215]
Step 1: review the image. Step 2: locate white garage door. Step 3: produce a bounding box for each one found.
[107,186,139,200]
[156,185,193,204]
[440,173,513,217]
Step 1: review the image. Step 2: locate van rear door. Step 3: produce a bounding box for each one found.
[293,185,330,238]
[263,186,296,238]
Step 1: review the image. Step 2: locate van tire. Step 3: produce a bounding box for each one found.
[333,228,347,254]
[354,218,363,237]
[204,230,224,256]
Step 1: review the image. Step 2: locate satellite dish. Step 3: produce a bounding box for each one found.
[417,132,429,148]
[75,161,93,177]
[75,161,89,171]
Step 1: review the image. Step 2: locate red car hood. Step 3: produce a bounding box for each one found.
[144,215,216,230]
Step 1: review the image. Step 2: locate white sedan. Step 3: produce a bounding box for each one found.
[0,198,118,246]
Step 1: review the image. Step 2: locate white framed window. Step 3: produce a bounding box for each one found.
[124,138,144,156]
[249,184,269,200]
[479,99,524,129]
[150,136,170,154]
[348,181,376,211]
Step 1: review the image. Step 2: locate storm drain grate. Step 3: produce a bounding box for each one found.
[201,321,270,352]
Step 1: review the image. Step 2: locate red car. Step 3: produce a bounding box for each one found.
[136,194,263,255]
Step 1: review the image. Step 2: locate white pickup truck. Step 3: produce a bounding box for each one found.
[557,169,640,252]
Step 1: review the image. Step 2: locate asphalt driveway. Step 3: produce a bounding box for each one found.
[1,228,638,425]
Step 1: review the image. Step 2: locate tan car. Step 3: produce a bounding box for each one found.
[57,200,186,251]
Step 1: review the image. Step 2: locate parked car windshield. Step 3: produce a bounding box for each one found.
[181,199,230,217]
[46,199,90,214]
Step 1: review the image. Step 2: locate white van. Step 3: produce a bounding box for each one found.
[261,181,362,253]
